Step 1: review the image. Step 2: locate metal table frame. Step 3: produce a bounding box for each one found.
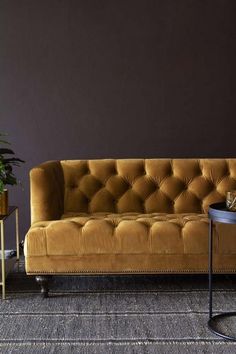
[0,206,20,299]
[208,202,236,341]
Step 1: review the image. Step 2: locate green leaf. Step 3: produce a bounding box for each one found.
[0,140,10,145]
[3,157,25,164]
[0,133,25,190]
[0,148,15,155]
[5,174,17,186]
[0,180,4,194]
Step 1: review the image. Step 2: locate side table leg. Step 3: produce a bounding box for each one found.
[1,221,5,300]
[209,219,213,319]
[15,208,20,261]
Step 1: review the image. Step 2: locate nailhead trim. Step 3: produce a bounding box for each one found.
[26,269,236,275]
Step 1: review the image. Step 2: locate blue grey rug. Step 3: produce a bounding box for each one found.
[1,260,236,353]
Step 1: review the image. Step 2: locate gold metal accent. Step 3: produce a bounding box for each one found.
[0,206,20,299]
[226,190,236,211]
[0,190,8,216]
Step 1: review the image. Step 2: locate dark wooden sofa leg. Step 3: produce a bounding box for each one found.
[36,276,51,298]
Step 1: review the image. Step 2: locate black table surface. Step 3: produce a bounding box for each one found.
[208,202,236,224]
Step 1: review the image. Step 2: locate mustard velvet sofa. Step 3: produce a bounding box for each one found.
[24,159,236,296]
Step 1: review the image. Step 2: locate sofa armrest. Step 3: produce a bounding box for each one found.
[30,161,64,224]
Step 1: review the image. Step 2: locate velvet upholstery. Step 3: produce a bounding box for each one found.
[25,159,236,274]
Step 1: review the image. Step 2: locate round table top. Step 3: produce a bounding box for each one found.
[208,202,236,224]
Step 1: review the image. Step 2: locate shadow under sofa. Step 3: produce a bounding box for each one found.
[24,158,236,297]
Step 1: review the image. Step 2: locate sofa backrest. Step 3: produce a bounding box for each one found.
[61,159,236,214]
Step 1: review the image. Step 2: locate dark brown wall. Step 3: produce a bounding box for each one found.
[1,0,236,244]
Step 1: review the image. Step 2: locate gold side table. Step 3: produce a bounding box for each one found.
[0,206,20,299]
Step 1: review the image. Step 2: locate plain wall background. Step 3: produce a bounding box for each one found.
[1,0,236,246]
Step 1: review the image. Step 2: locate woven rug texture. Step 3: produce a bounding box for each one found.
[1,260,236,353]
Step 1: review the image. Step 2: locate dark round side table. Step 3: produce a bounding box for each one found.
[208,202,236,341]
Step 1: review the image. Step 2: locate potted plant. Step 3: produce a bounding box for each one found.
[0,133,24,215]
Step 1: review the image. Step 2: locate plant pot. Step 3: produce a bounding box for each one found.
[0,189,8,215]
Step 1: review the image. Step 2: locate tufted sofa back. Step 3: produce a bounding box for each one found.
[60,159,236,214]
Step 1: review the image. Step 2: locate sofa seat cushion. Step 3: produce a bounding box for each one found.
[25,212,209,257]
